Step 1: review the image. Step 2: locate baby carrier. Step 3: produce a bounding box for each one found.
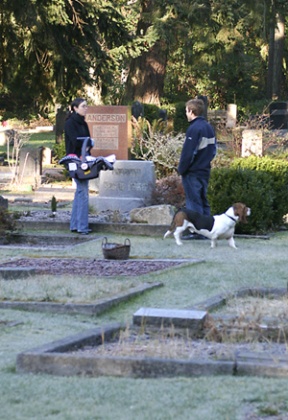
[59,137,115,180]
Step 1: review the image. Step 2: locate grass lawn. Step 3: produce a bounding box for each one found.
[27,131,56,150]
[0,131,56,155]
[1,229,288,419]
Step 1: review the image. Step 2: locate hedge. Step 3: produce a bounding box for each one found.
[208,156,288,234]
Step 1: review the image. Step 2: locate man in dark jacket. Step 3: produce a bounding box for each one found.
[178,98,216,217]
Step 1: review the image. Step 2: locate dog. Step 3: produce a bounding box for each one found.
[164,202,251,248]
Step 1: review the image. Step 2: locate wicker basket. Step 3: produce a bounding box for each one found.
[102,237,131,260]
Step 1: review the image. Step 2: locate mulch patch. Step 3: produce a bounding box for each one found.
[0,258,184,277]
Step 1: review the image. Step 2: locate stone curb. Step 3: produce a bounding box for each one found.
[0,282,163,315]
[16,323,288,378]
[19,220,168,237]
[0,267,36,280]
[18,220,271,239]
[186,286,288,311]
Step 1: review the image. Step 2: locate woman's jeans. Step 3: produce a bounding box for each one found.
[182,174,210,215]
[70,178,89,232]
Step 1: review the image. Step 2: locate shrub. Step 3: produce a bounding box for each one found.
[52,140,66,162]
[231,156,288,229]
[143,104,161,123]
[0,208,19,240]
[208,168,276,234]
[151,173,185,208]
[153,157,288,234]
[131,117,184,177]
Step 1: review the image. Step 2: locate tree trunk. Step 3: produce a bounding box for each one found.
[122,0,167,105]
[124,41,167,105]
[266,9,285,100]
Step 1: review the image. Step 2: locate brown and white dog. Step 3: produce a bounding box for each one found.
[164,202,251,248]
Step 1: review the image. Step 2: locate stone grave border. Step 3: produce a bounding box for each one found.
[16,286,288,378]
[0,282,163,316]
[17,220,271,239]
[0,233,99,248]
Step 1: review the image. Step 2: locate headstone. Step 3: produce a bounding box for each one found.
[0,195,8,210]
[133,307,207,331]
[55,106,67,144]
[241,129,263,157]
[0,130,5,146]
[226,104,237,128]
[269,101,288,129]
[89,160,155,212]
[18,147,43,187]
[0,129,14,146]
[159,109,167,122]
[86,106,130,160]
[42,147,52,166]
[131,101,144,120]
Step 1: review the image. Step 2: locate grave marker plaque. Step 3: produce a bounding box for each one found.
[241,129,263,157]
[86,106,130,160]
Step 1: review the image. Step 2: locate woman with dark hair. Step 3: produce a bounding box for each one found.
[64,98,93,234]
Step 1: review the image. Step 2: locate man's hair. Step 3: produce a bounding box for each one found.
[185,99,204,116]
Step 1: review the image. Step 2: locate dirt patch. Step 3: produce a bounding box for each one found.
[71,328,288,360]
[220,296,288,320]
[0,258,184,277]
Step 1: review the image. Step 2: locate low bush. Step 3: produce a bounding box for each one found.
[208,168,276,234]
[0,208,20,241]
[152,156,288,234]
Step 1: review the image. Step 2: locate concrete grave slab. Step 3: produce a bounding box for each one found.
[133,307,207,331]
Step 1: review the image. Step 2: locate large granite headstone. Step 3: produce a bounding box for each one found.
[86,106,130,160]
[89,160,155,212]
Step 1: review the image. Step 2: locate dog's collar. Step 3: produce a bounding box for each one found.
[225,213,237,222]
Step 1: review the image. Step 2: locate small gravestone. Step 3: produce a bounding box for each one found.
[55,106,67,144]
[159,109,167,122]
[0,195,8,210]
[90,160,155,212]
[42,147,52,166]
[269,101,288,129]
[133,307,207,332]
[226,104,237,128]
[19,147,43,187]
[241,129,263,157]
[132,101,144,120]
